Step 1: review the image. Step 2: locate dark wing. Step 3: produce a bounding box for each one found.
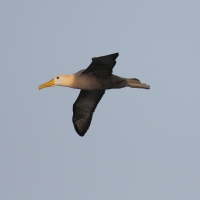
[82,53,119,76]
[72,89,105,136]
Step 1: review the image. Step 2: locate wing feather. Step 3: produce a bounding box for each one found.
[72,90,105,136]
[82,53,119,76]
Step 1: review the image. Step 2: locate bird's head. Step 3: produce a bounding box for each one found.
[38,75,70,90]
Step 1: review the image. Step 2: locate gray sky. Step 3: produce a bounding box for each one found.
[1,1,200,199]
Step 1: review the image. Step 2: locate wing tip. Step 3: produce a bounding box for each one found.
[77,133,85,137]
[113,52,119,58]
[92,52,119,60]
[73,122,87,137]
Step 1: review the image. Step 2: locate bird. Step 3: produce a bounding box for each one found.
[38,53,150,136]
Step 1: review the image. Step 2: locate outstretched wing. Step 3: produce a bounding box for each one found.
[82,53,119,76]
[72,89,105,136]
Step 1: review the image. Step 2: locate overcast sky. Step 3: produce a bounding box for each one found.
[1,1,200,199]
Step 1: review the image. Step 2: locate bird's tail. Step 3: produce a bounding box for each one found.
[126,78,150,89]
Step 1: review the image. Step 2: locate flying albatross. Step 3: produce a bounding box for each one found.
[38,53,150,136]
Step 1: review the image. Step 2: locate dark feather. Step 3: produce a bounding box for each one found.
[82,53,119,76]
[72,89,105,136]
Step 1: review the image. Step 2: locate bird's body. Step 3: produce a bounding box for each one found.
[39,53,150,136]
[62,71,127,90]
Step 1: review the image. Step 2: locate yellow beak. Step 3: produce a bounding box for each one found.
[38,79,55,90]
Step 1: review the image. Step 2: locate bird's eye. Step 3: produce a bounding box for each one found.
[57,77,59,79]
